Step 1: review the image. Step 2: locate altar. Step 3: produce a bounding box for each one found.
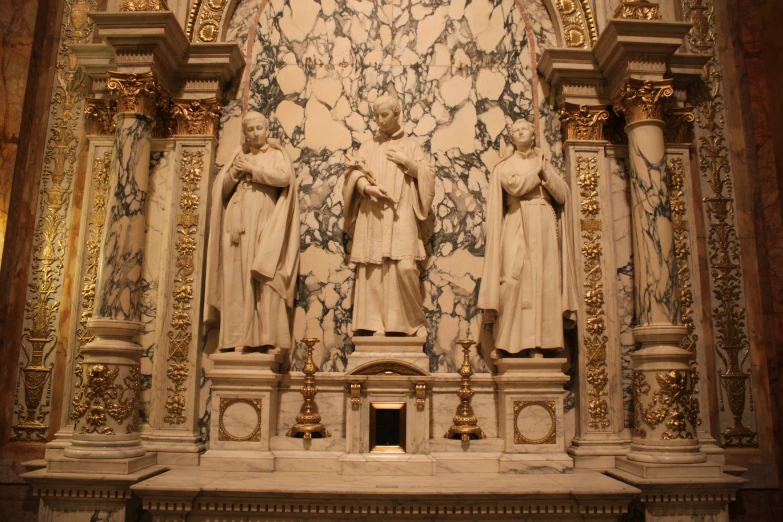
[5,0,764,521]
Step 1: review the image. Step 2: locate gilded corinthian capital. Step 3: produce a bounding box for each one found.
[612,78,674,125]
[106,71,159,118]
[171,98,222,136]
[557,103,610,141]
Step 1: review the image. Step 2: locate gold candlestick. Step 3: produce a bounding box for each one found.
[445,339,485,441]
[286,337,330,439]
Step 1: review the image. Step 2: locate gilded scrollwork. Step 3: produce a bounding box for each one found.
[70,364,142,435]
[11,0,96,442]
[632,370,701,440]
[558,103,609,142]
[187,0,231,43]
[164,150,205,425]
[613,78,674,125]
[554,0,598,49]
[613,0,662,20]
[576,156,610,430]
[682,0,758,448]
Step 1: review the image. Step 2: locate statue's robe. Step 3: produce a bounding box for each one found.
[205,141,299,350]
[478,148,578,353]
[342,129,436,335]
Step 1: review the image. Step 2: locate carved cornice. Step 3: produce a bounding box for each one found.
[106,71,158,118]
[558,103,610,141]
[84,98,117,135]
[119,0,169,10]
[171,98,221,136]
[613,1,662,20]
[664,106,695,143]
[612,78,674,124]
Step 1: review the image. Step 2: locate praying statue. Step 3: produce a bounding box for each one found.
[205,111,300,352]
[478,119,578,357]
[342,95,436,336]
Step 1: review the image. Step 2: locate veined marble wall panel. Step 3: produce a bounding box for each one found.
[607,146,635,428]
[215,0,564,374]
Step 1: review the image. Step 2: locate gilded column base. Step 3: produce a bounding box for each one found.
[627,325,706,465]
[63,319,148,463]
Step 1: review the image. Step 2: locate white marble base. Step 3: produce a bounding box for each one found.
[338,453,437,476]
[46,453,157,475]
[499,453,573,474]
[568,435,632,469]
[495,358,569,456]
[347,336,429,372]
[615,457,723,479]
[206,352,282,451]
[200,449,275,472]
[131,468,640,520]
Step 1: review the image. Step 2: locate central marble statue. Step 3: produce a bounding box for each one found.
[342,95,436,336]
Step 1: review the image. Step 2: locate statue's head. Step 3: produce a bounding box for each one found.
[372,95,402,135]
[242,111,269,147]
[509,119,535,152]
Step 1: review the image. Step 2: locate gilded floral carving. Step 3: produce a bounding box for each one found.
[164,150,204,424]
[632,370,701,440]
[576,156,610,430]
[70,364,142,435]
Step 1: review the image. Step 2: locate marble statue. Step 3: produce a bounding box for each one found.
[205,111,300,352]
[342,95,436,336]
[479,119,578,357]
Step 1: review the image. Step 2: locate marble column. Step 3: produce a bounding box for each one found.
[613,78,705,464]
[64,71,158,462]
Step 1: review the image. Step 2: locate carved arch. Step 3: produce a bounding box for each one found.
[186,0,598,49]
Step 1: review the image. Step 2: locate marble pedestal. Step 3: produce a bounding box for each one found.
[607,459,745,522]
[200,352,283,472]
[347,336,429,372]
[495,358,573,473]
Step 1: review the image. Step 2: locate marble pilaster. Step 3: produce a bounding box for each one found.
[142,103,220,465]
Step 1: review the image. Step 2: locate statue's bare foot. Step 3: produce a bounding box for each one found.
[414,325,427,337]
[490,349,500,360]
[528,348,544,358]
[372,329,387,337]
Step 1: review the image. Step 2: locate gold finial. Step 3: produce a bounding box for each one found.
[444,339,485,442]
[286,338,330,440]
